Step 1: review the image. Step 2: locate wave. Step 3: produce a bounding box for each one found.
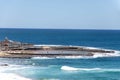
[0,73,31,80]
[61,66,120,72]
[31,57,54,59]
[84,46,120,58]
[31,53,120,59]
[31,50,120,60]
[61,66,101,71]
[0,64,32,73]
[61,66,79,71]
[0,64,32,80]
[56,56,84,59]
[31,56,93,59]
[34,44,63,47]
[92,52,120,58]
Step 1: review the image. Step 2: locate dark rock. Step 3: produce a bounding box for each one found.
[0,64,8,66]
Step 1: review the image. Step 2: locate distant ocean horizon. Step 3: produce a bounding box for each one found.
[0,28,120,80]
[0,28,120,50]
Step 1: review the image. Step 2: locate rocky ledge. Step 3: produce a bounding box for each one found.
[0,45,117,58]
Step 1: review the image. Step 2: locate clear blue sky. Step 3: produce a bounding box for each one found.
[0,0,120,29]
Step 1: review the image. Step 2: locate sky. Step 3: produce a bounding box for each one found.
[0,0,120,29]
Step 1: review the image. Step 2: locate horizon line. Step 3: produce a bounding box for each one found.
[0,27,120,30]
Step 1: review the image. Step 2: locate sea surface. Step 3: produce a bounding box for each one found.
[0,28,120,80]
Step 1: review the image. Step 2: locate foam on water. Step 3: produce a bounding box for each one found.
[56,56,84,59]
[34,44,63,47]
[61,66,120,72]
[31,51,120,59]
[0,64,31,73]
[92,52,120,58]
[31,56,94,59]
[85,46,120,58]
[31,57,54,59]
[61,66,101,71]
[0,73,31,80]
[0,64,32,80]
[61,66,80,71]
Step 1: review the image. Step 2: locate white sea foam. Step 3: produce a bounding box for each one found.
[114,50,120,54]
[0,73,31,80]
[61,66,120,72]
[61,66,79,71]
[0,64,31,73]
[56,56,84,59]
[92,52,120,58]
[61,66,101,71]
[84,46,102,50]
[34,44,63,47]
[31,53,120,59]
[31,57,54,59]
[31,56,92,59]
[0,64,32,80]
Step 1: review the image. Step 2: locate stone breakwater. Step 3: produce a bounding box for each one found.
[0,45,116,58]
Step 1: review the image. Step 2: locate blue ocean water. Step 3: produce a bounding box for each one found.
[0,29,120,80]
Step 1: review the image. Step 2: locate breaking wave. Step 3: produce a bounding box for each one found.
[34,44,63,47]
[0,64,32,80]
[31,53,120,59]
[31,55,120,60]
[31,56,97,59]
[31,57,54,59]
[0,73,31,80]
[61,66,120,72]
[92,51,120,58]
[0,64,31,72]
[61,66,101,71]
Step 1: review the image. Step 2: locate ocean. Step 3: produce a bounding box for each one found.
[0,29,120,80]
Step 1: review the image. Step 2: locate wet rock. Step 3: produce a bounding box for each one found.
[0,64,8,66]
